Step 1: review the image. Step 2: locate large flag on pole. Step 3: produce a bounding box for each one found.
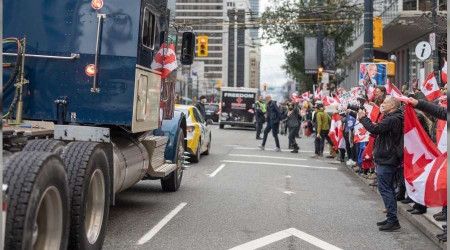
[151,43,178,79]
[328,113,342,151]
[403,104,446,207]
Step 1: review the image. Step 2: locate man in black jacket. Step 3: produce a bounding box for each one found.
[359,96,403,232]
[258,95,282,152]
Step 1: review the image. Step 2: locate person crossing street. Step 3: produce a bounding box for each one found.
[258,95,282,152]
[255,95,266,140]
[286,102,301,153]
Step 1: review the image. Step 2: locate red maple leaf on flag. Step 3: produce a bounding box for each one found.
[425,83,433,91]
[358,126,367,136]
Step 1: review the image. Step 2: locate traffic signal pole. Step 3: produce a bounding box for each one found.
[431,0,439,81]
[363,0,373,62]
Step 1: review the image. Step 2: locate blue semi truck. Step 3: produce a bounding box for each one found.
[2,0,196,249]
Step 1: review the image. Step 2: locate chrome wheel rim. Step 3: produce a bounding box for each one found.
[33,186,63,250]
[85,169,105,244]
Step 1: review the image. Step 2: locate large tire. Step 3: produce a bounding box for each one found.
[202,134,211,155]
[61,142,111,250]
[23,139,66,155]
[190,139,201,163]
[219,124,224,129]
[161,128,184,192]
[3,151,70,250]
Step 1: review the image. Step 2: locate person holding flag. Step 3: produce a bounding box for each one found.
[358,96,404,232]
[255,95,266,140]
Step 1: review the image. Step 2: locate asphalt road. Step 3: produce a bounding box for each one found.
[103,124,438,250]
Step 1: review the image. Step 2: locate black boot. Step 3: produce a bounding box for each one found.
[379,221,401,231]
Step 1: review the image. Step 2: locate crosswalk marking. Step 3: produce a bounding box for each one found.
[222,160,337,170]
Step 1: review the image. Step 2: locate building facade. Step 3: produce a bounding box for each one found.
[341,0,447,90]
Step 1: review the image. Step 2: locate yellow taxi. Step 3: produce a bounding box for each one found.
[175,104,212,163]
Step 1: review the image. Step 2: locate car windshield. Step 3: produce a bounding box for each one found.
[175,107,190,119]
[206,104,219,112]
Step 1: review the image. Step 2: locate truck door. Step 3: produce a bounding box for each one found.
[138,3,160,68]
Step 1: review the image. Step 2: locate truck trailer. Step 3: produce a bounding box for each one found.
[219,87,258,129]
[2,0,196,249]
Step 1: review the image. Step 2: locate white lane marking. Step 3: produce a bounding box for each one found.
[229,228,342,250]
[234,147,328,154]
[283,191,295,195]
[285,175,292,178]
[229,154,306,161]
[137,202,187,245]
[222,160,337,170]
[209,164,226,177]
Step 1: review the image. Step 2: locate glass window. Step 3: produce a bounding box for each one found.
[142,8,157,49]
[193,107,205,123]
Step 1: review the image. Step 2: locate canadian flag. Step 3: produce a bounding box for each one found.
[301,91,311,100]
[328,113,342,151]
[362,137,375,169]
[403,104,446,207]
[353,122,370,143]
[436,99,447,153]
[363,103,381,122]
[386,79,409,102]
[351,87,362,97]
[291,93,302,103]
[366,86,375,101]
[420,73,442,102]
[151,43,178,79]
[442,60,447,84]
[314,88,322,101]
[322,96,340,106]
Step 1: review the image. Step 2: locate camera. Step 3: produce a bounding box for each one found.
[347,97,367,117]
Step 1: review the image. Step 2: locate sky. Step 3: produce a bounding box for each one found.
[259,0,288,88]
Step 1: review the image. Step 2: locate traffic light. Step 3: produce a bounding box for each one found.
[197,35,208,57]
[318,67,323,83]
[263,83,267,91]
[217,80,222,88]
[373,16,383,48]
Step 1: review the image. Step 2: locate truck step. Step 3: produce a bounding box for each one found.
[153,163,177,177]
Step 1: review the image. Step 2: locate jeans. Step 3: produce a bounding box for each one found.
[377,164,398,223]
[396,167,406,200]
[288,126,299,149]
[256,121,264,138]
[262,121,280,148]
[319,130,334,153]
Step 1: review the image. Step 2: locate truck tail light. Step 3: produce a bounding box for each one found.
[85,64,96,77]
[187,126,194,133]
[91,0,104,10]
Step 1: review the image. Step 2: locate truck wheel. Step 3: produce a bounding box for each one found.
[3,151,70,250]
[161,128,184,192]
[23,139,66,155]
[219,124,224,129]
[61,142,111,250]
[190,139,201,163]
[202,135,211,155]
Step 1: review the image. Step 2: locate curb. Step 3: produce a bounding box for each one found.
[343,162,447,249]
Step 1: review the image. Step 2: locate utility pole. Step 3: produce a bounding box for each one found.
[363,0,373,62]
[431,0,439,82]
[317,0,323,68]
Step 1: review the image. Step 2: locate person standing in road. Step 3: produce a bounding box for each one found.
[359,96,403,232]
[255,95,266,140]
[258,95,282,152]
[311,103,334,158]
[286,102,301,153]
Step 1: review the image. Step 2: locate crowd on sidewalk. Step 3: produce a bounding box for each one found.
[254,78,447,241]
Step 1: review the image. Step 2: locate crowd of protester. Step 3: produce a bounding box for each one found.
[254,81,447,241]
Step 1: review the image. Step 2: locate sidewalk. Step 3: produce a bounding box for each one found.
[342,161,447,249]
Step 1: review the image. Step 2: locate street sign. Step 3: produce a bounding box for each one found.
[429,33,436,50]
[415,41,432,61]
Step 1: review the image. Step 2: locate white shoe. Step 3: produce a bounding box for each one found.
[346,160,352,166]
[258,145,265,151]
[274,147,281,152]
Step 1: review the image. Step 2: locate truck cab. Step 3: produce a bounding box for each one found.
[2,0,195,249]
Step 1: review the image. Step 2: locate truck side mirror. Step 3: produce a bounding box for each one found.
[181,32,195,65]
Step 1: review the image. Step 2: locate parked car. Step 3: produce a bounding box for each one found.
[175,105,212,162]
[205,103,220,123]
